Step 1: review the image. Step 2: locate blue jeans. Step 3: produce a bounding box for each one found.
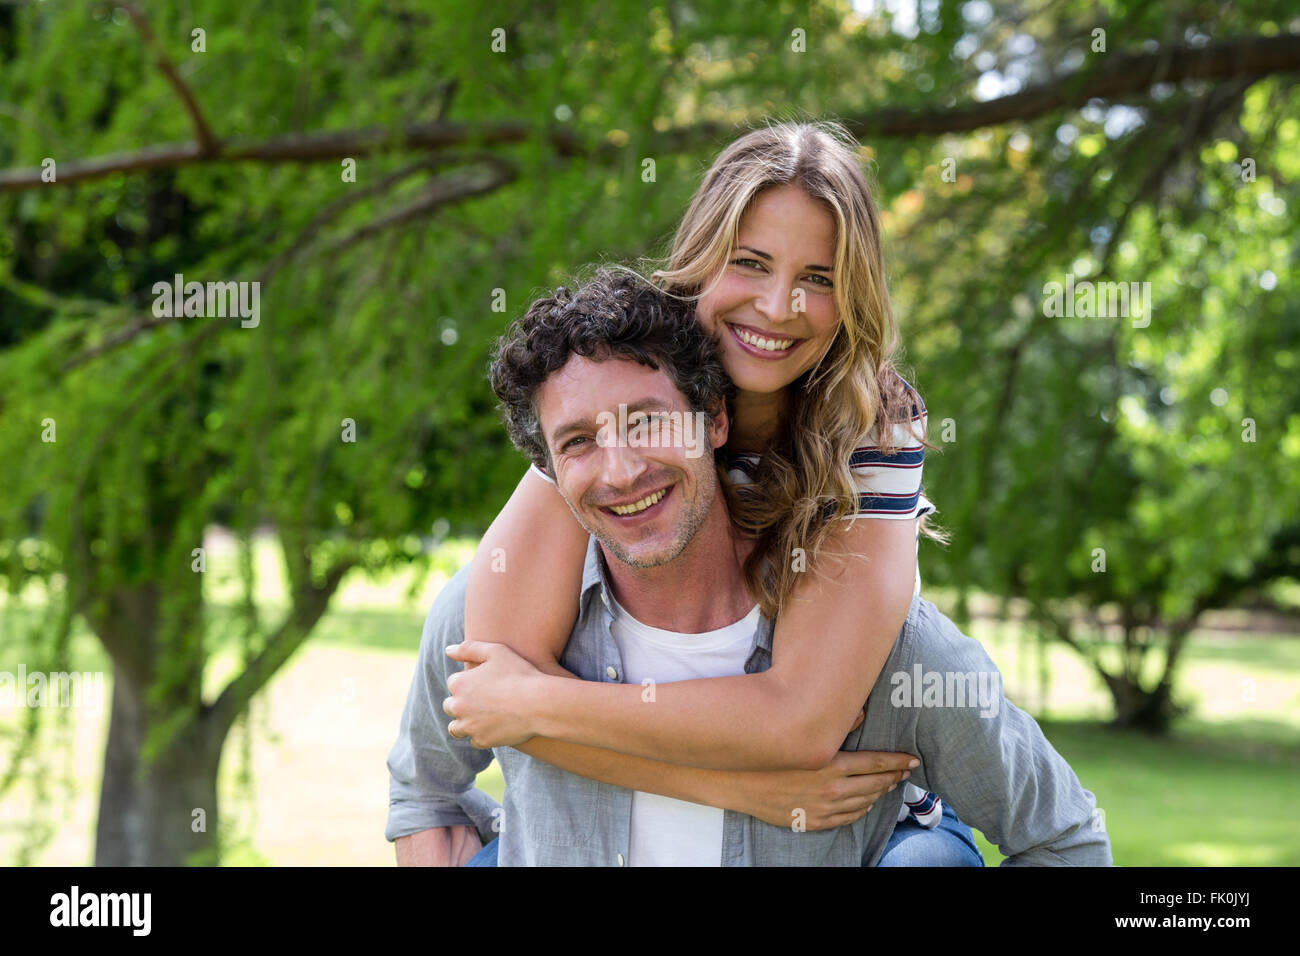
[874,802,984,867]
[463,801,984,867]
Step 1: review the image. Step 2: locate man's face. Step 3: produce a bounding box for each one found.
[536,355,728,568]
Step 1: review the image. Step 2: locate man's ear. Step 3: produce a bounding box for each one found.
[705,398,729,450]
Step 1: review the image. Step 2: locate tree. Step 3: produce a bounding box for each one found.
[1,0,1296,864]
[884,3,1300,730]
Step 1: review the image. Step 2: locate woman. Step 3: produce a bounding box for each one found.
[445,120,981,866]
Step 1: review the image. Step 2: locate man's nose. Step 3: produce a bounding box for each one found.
[600,440,649,490]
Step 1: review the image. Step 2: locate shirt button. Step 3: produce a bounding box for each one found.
[617,853,625,866]
[606,666,619,680]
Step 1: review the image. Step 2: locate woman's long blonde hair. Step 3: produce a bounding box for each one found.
[651,119,947,618]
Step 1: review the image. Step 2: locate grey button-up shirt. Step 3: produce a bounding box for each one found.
[386,536,1113,866]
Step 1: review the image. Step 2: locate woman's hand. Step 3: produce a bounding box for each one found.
[443,641,552,748]
[735,749,919,831]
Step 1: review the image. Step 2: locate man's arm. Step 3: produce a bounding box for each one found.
[905,600,1113,866]
[386,568,499,863]
[395,825,482,867]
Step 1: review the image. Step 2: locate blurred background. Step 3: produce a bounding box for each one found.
[1,0,1297,866]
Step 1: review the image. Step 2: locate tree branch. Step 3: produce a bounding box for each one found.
[119,1,218,155]
[254,152,482,284]
[56,157,516,371]
[0,119,571,193]
[61,314,180,372]
[846,32,1300,136]
[316,158,517,258]
[205,557,354,739]
[2,33,1295,194]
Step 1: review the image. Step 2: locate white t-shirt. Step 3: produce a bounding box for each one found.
[607,590,761,867]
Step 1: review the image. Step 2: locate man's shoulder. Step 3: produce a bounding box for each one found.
[419,564,472,648]
[431,563,472,608]
[888,597,1024,733]
[896,596,998,673]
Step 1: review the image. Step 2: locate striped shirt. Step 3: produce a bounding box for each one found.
[723,381,936,597]
[722,382,942,829]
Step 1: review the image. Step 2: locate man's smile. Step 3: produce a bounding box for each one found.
[597,483,674,521]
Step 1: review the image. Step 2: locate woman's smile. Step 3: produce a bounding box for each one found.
[725,321,807,358]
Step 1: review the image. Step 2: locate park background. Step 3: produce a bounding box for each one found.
[1,0,1297,866]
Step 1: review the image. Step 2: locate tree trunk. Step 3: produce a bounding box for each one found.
[86,568,221,866]
[1101,671,1178,733]
[94,667,224,866]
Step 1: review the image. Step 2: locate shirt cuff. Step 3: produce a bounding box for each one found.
[385,795,482,843]
[837,494,936,521]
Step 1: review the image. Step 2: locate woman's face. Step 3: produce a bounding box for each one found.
[695,183,841,396]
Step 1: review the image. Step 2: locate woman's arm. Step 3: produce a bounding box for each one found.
[459,465,913,821]
[463,466,588,674]
[447,516,920,771]
[512,720,917,831]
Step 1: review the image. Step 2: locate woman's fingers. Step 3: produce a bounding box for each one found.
[445,641,493,663]
[829,749,919,776]
[800,752,922,830]
[835,769,909,805]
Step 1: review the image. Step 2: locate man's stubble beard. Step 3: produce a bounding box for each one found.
[569,469,717,571]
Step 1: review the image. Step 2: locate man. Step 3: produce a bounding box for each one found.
[385,269,1112,866]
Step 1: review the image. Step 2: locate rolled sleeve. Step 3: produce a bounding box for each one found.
[385,567,500,845]
[907,600,1113,866]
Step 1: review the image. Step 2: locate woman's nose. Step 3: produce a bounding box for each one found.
[755,276,795,324]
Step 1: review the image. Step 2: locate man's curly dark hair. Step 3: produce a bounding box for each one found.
[489,267,734,472]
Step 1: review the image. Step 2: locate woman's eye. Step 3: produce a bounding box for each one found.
[733,257,832,288]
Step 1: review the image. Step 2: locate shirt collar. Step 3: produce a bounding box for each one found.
[579,534,775,652]
[580,534,607,603]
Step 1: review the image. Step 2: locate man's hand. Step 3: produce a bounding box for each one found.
[443,641,550,748]
[395,825,483,866]
[734,749,919,831]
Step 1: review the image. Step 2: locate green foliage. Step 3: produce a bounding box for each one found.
[0,0,1297,858]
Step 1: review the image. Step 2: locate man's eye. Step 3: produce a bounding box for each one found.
[563,436,589,450]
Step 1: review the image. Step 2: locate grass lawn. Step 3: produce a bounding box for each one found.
[2,531,1297,865]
